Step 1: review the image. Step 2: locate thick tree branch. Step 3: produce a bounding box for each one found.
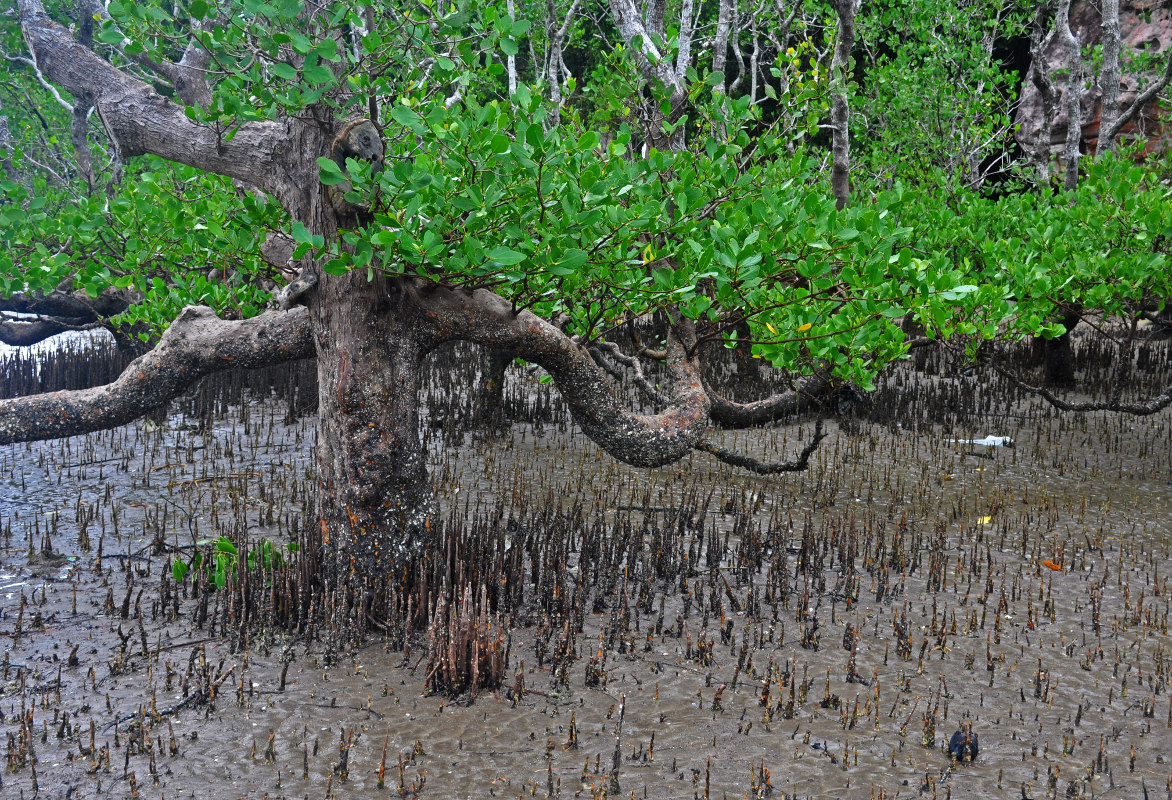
[0,315,102,347]
[411,282,710,468]
[0,306,314,445]
[18,0,296,200]
[696,419,827,473]
[706,373,834,428]
[0,288,134,320]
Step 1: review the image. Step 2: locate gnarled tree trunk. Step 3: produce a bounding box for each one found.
[312,275,438,623]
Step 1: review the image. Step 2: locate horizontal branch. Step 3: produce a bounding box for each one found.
[0,288,134,320]
[696,419,827,474]
[990,363,1172,416]
[0,306,314,445]
[706,372,834,428]
[0,315,102,347]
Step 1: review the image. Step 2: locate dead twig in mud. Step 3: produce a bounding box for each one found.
[102,691,203,733]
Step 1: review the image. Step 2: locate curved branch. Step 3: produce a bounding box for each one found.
[0,306,314,445]
[412,282,710,468]
[706,372,834,428]
[18,0,295,199]
[1101,49,1172,148]
[696,419,827,474]
[989,362,1172,416]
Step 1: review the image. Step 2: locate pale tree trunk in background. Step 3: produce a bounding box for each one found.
[713,0,734,94]
[0,116,14,180]
[1096,0,1121,159]
[546,0,583,117]
[1096,1,1172,157]
[608,0,694,150]
[1028,3,1059,186]
[506,0,517,96]
[829,0,860,210]
[1056,0,1082,191]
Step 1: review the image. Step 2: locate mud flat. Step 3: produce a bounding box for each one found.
[0,337,1169,800]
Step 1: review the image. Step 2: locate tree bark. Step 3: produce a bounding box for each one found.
[829,0,860,210]
[0,306,313,444]
[1028,4,1060,186]
[1033,309,1081,388]
[312,276,437,621]
[1096,0,1122,159]
[1056,0,1082,191]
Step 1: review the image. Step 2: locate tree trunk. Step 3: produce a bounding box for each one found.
[829,0,860,210]
[312,274,437,632]
[1033,310,1081,388]
[1097,0,1121,159]
[1056,0,1082,192]
[476,346,512,429]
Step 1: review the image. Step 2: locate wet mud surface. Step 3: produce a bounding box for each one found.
[0,337,1170,800]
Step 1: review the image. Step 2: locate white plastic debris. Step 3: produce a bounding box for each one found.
[948,436,1014,447]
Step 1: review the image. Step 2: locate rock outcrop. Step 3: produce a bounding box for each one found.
[1016,0,1172,158]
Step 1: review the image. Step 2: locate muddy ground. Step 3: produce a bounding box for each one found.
[0,335,1170,800]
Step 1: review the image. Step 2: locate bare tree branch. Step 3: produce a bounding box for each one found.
[989,361,1172,416]
[706,373,834,428]
[0,315,103,347]
[590,340,668,404]
[0,306,314,445]
[0,288,134,319]
[696,419,827,473]
[1101,50,1172,149]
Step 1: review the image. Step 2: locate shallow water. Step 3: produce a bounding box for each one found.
[0,343,1169,800]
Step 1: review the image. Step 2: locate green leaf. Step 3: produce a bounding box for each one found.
[550,249,588,275]
[390,105,425,133]
[576,131,600,151]
[487,246,526,265]
[271,62,298,81]
[316,156,346,185]
[302,64,334,85]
